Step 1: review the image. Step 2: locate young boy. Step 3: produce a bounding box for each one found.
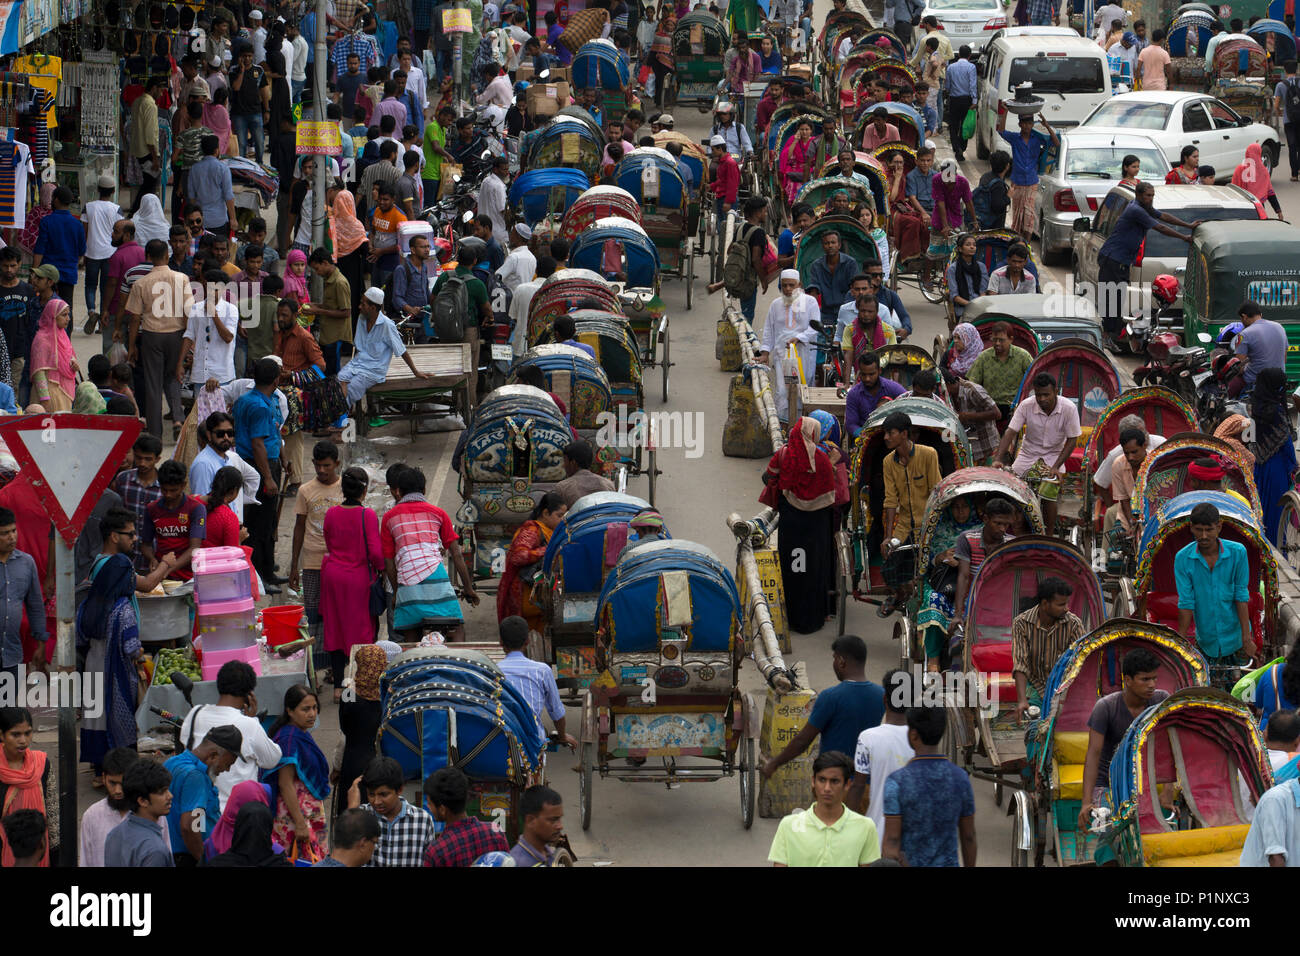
[348,755,436,867]
[422,767,509,866]
[141,459,207,581]
[109,363,139,415]
[103,760,174,867]
[913,83,939,135]
[288,440,344,672]
[169,224,195,276]
[1,810,47,866]
[111,434,164,571]
[237,217,280,272]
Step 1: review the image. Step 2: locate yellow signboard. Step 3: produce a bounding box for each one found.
[442,7,472,32]
[295,121,342,156]
[738,547,791,654]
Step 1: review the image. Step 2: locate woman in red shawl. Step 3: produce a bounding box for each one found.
[497,492,567,632]
[0,707,54,866]
[761,418,836,633]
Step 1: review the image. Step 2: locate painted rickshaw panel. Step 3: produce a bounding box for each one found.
[1011,339,1121,429]
[1132,432,1263,524]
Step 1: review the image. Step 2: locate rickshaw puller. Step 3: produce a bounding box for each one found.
[1174,501,1256,664]
[992,371,1080,532]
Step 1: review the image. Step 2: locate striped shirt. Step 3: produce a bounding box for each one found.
[331,33,379,76]
[1011,606,1084,697]
[380,494,459,586]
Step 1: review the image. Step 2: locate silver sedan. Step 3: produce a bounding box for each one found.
[1035,131,1168,260]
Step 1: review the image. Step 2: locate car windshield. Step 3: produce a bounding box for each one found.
[1143,206,1260,257]
[927,0,999,8]
[1009,56,1105,93]
[1065,146,1166,179]
[1082,100,1172,130]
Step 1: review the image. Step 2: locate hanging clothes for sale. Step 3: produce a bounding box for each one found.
[0,139,32,229]
[20,88,52,166]
[12,53,60,130]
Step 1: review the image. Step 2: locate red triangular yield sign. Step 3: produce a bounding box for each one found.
[0,414,142,545]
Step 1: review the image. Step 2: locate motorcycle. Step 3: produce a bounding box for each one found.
[1123,273,1181,356]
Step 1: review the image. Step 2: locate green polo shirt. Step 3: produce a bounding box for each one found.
[967,344,1033,407]
[422,119,447,180]
[767,804,881,867]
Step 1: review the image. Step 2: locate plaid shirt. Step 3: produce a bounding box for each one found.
[332,33,379,77]
[363,798,437,867]
[112,468,163,570]
[423,815,509,867]
[380,494,459,587]
[1028,0,1056,26]
[951,379,1000,464]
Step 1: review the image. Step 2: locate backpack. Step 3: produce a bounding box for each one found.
[1286,77,1300,125]
[723,222,760,298]
[432,273,469,343]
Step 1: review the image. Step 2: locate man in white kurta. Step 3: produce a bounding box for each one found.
[756,270,821,423]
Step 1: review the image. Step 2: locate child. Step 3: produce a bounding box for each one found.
[109,363,139,413]
[237,217,280,272]
[976,152,1012,230]
[913,83,938,135]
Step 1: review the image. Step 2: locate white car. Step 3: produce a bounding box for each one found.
[1076,91,1281,179]
[920,0,1006,53]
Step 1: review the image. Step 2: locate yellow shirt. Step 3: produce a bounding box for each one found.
[14,55,60,130]
[882,441,942,543]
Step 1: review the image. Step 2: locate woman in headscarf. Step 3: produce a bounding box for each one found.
[77,522,172,783]
[809,409,849,526]
[0,708,54,866]
[262,684,330,858]
[498,491,567,631]
[1251,367,1296,542]
[204,780,273,860]
[131,192,172,246]
[946,321,984,378]
[334,643,385,822]
[1214,413,1256,467]
[29,299,78,412]
[854,202,891,282]
[761,417,836,633]
[204,802,291,867]
[945,234,987,321]
[472,33,501,94]
[915,495,980,671]
[203,85,234,156]
[330,191,369,320]
[779,119,817,205]
[281,248,311,304]
[18,183,55,254]
[885,151,928,262]
[1233,142,1283,217]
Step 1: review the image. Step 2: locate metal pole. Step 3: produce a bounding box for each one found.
[452,0,467,116]
[55,538,75,866]
[311,0,329,252]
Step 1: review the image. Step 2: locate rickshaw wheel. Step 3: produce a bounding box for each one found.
[739,736,756,829]
[921,261,948,304]
[661,329,671,403]
[685,239,695,310]
[579,742,594,831]
[551,846,576,866]
[1277,493,1300,574]
[994,779,1004,807]
[646,446,658,507]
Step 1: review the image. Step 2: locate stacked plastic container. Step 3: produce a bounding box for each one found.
[191,547,261,681]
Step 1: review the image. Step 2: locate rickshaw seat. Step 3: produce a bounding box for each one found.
[970,641,1016,703]
[1052,731,1090,800]
[1145,592,1264,648]
[1140,825,1251,867]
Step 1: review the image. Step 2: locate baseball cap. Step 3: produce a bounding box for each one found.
[32,264,59,282]
[1122,30,1136,43]
[658,113,674,127]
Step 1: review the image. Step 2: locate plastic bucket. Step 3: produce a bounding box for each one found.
[262,604,305,647]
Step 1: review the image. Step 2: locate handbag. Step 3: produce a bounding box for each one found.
[361,512,386,617]
[961,107,976,141]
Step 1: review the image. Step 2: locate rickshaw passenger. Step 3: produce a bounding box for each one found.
[555,441,615,507]
[1012,576,1084,723]
[1174,501,1254,660]
[845,351,904,439]
[1076,648,1169,840]
[905,147,935,218]
[841,292,897,369]
[881,410,941,550]
[1102,427,1148,540]
[948,498,1016,639]
[945,234,987,320]
[985,244,1037,295]
[1093,415,1164,490]
[808,231,859,330]
[993,371,1080,530]
[967,321,1033,416]
[861,108,900,151]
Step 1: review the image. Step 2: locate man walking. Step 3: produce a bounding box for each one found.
[1175,501,1254,663]
[1276,60,1300,182]
[233,358,285,589]
[1232,299,1288,398]
[230,43,270,160]
[129,77,167,213]
[32,186,86,317]
[187,135,236,236]
[882,706,977,866]
[126,240,195,440]
[946,47,977,163]
[995,111,1057,243]
[768,752,881,867]
[849,669,915,839]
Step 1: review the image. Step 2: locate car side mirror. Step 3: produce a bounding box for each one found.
[1237,116,1250,127]
[1197,332,1212,343]
[462,210,475,223]
[1072,217,1091,233]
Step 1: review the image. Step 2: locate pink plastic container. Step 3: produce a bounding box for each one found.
[198,641,262,682]
[198,608,259,654]
[192,546,254,607]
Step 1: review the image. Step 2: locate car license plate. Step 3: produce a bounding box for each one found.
[491,344,513,361]
[950,22,974,32]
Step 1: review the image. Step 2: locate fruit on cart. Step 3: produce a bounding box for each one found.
[150,647,201,685]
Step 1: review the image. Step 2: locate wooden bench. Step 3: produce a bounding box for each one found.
[362,340,476,439]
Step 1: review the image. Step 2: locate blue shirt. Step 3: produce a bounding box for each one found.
[999,129,1049,186]
[807,253,860,325]
[876,285,912,334]
[33,209,87,285]
[392,259,431,313]
[499,650,564,740]
[947,58,977,99]
[777,228,797,259]
[233,388,283,461]
[187,155,235,227]
[881,755,975,866]
[905,167,934,212]
[0,549,45,667]
[348,313,407,381]
[1098,201,1161,263]
[559,338,597,360]
[1174,537,1250,659]
[163,750,219,855]
[104,813,175,867]
[1240,778,1300,866]
[301,12,316,60]
[1235,319,1289,386]
[808,680,885,757]
[919,102,939,134]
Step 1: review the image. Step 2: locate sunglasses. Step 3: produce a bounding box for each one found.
[211,428,234,437]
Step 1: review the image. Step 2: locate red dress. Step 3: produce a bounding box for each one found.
[320,505,383,653]
[496,520,550,632]
[203,504,240,549]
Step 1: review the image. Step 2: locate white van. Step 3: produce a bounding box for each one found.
[974,34,1112,161]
